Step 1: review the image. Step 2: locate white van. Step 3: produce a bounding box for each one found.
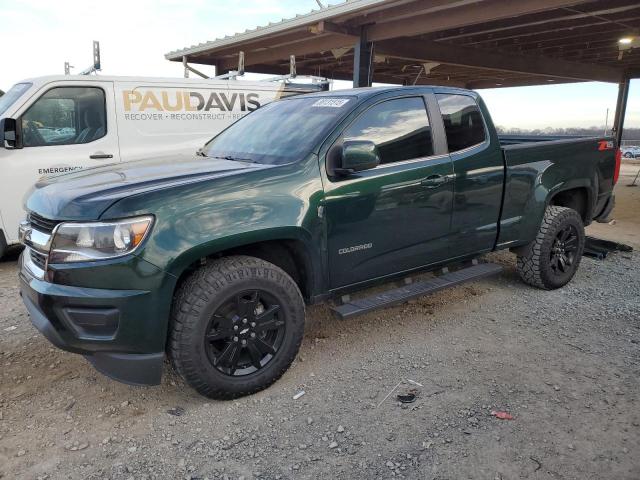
[0,75,326,256]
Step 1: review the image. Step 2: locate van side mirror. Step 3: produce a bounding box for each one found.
[335,140,380,176]
[0,118,21,149]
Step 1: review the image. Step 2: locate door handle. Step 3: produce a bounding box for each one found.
[89,153,113,160]
[420,174,451,188]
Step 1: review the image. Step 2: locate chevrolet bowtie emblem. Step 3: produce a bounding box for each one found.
[18,221,31,245]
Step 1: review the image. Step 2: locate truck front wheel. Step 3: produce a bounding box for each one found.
[169,255,305,399]
[516,206,585,290]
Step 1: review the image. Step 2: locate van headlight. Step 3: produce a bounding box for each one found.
[49,216,154,263]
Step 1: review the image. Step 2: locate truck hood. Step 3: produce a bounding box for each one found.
[25,154,274,220]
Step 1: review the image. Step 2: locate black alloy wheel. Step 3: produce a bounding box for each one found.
[549,224,579,276]
[516,206,585,290]
[205,290,286,376]
[169,255,306,399]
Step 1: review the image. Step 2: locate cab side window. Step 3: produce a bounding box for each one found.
[436,94,486,152]
[344,97,434,165]
[21,87,106,147]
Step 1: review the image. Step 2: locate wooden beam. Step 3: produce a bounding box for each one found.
[375,38,625,83]
[457,16,640,47]
[308,20,359,37]
[544,49,621,61]
[218,34,353,70]
[367,0,595,42]
[431,2,640,42]
[461,23,635,49]
[572,46,640,58]
[245,62,470,88]
[245,61,581,89]
[526,43,633,60]
[243,63,358,83]
[468,77,578,89]
[624,67,640,78]
[515,36,631,53]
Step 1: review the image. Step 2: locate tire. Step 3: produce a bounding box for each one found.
[516,206,585,290]
[624,152,633,158]
[0,230,6,260]
[169,255,305,399]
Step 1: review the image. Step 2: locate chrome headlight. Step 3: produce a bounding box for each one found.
[49,216,154,263]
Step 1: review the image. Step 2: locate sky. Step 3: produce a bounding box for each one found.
[0,0,638,130]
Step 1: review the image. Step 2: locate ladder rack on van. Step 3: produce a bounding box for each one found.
[182,52,331,91]
[65,41,101,76]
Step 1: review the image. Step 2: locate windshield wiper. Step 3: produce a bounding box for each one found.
[210,155,259,164]
[195,148,207,157]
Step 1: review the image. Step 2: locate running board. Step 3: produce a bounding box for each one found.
[331,263,503,319]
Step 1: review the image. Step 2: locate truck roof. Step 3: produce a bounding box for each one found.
[286,85,478,100]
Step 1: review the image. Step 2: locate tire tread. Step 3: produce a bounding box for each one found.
[168,255,304,399]
[516,206,584,290]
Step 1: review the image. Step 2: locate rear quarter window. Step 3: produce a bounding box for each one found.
[436,94,486,152]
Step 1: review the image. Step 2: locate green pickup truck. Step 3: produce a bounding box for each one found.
[17,86,620,399]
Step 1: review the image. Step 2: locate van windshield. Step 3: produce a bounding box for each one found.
[203,96,353,165]
[0,83,32,116]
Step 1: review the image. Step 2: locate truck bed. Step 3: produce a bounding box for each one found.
[497,135,618,249]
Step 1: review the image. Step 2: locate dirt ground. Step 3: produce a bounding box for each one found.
[0,167,639,480]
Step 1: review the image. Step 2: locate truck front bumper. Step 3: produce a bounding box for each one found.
[19,251,170,386]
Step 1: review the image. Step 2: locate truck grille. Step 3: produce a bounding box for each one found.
[30,250,48,270]
[28,213,60,234]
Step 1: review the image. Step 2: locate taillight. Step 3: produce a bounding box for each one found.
[614,148,622,185]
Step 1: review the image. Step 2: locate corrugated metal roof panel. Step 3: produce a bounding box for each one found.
[165,0,389,59]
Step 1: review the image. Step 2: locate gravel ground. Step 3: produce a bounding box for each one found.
[1,175,639,480]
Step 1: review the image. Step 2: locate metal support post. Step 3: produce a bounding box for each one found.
[353,27,374,88]
[612,76,631,146]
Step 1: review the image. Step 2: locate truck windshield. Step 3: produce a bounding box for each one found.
[203,96,354,165]
[0,83,32,116]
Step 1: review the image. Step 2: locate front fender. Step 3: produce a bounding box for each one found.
[161,225,320,278]
[100,155,326,288]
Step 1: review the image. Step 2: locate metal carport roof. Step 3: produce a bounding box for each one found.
[166,0,640,142]
[166,0,640,88]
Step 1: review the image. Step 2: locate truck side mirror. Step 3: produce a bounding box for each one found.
[335,140,380,176]
[0,118,22,149]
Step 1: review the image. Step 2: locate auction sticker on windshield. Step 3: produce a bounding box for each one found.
[312,98,350,108]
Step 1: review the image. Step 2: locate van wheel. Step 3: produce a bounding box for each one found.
[516,206,585,290]
[169,255,305,399]
[0,230,7,260]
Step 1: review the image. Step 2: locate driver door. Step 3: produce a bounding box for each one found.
[323,94,454,289]
[0,81,120,242]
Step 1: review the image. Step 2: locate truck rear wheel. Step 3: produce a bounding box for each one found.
[169,255,305,399]
[516,206,585,290]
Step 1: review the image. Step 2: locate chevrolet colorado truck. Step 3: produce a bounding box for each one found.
[17,86,620,399]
